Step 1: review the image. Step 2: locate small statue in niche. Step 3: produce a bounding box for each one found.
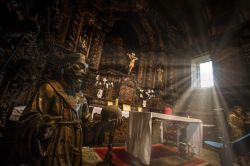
[95,75,103,98]
[156,66,164,88]
[106,82,114,100]
[127,52,138,75]
[142,100,147,107]
[97,89,104,98]
[79,35,88,52]
[78,25,90,54]
[95,75,101,86]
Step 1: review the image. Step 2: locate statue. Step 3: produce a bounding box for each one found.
[127,52,138,75]
[156,66,164,88]
[4,51,123,165]
[9,52,92,166]
[227,106,245,140]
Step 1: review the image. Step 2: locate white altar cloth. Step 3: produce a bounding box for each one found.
[126,112,203,165]
[91,106,130,118]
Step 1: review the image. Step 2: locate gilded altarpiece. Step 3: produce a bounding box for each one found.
[137,52,168,90]
[50,0,105,70]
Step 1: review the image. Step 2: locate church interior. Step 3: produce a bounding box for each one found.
[0,0,250,165]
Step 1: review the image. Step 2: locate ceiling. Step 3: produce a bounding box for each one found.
[102,0,250,52]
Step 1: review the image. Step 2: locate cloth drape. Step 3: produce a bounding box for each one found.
[186,123,203,154]
[126,112,152,165]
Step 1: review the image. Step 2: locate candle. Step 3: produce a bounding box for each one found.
[115,98,119,106]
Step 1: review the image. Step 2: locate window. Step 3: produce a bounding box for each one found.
[191,54,214,88]
[199,61,214,88]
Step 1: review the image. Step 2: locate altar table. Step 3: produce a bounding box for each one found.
[126,112,203,165]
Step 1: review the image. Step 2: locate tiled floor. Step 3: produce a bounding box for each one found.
[194,148,221,166]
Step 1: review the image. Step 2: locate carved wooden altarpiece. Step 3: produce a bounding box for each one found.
[119,76,138,104]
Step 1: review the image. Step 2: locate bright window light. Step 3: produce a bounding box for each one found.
[191,54,214,89]
[199,61,214,88]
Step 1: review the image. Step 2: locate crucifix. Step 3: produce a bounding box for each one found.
[127,52,138,75]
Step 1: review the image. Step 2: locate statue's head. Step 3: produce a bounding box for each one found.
[62,53,89,90]
[234,106,242,115]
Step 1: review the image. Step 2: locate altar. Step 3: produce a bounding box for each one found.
[90,106,130,118]
[126,112,203,165]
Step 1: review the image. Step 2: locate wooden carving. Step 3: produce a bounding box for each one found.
[0,31,45,128]
[51,0,72,43]
[64,4,84,52]
[119,86,135,102]
[155,65,165,89]
[88,29,105,70]
[77,24,93,57]
[100,37,128,73]
[137,56,146,85]
[119,77,137,103]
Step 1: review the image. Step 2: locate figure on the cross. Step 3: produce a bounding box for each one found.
[127,52,138,75]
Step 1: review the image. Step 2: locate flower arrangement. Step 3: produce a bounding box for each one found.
[95,75,114,89]
[137,87,155,100]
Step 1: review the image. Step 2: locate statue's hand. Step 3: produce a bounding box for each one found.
[38,115,58,141]
[101,106,123,131]
[73,147,81,157]
[113,118,123,128]
[38,123,54,141]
